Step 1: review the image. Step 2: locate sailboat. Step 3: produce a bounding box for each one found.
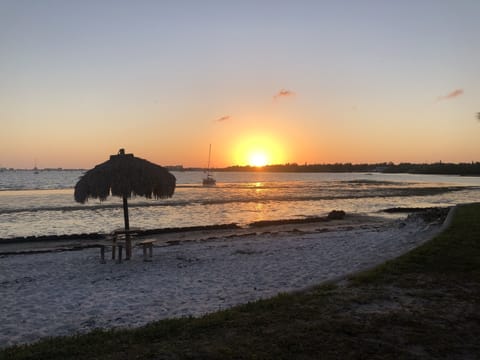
[33,159,39,174]
[202,144,216,186]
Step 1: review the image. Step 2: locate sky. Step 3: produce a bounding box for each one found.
[1,0,479,169]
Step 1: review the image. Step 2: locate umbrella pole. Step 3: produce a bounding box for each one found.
[122,196,131,259]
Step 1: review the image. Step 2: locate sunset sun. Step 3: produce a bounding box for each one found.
[249,152,268,167]
[232,134,286,167]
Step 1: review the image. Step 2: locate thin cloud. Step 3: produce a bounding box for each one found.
[215,115,231,122]
[437,88,464,101]
[273,89,295,100]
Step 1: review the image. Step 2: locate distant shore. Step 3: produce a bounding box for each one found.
[184,161,480,176]
[2,161,480,176]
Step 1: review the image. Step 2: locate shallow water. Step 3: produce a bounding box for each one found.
[1,170,479,239]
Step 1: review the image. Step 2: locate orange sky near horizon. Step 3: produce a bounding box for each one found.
[2,93,479,169]
[1,1,479,170]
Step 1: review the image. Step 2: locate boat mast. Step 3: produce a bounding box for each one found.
[207,144,212,173]
[202,144,216,185]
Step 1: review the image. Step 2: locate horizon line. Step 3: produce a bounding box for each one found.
[3,160,480,172]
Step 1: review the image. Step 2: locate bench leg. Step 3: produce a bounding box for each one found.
[143,244,153,262]
[100,246,106,264]
[126,236,131,260]
[116,245,123,264]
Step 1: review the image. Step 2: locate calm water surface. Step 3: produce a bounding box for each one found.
[1,170,479,239]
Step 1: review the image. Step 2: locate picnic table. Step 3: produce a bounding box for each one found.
[98,228,155,263]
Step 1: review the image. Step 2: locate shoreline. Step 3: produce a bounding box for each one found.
[0,207,448,255]
[0,212,390,255]
[0,210,446,348]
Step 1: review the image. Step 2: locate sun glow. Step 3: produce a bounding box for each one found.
[249,152,268,167]
[232,134,286,167]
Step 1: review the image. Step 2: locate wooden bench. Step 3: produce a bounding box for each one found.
[110,228,142,260]
[98,241,125,264]
[98,237,156,263]
[138,239,155,262]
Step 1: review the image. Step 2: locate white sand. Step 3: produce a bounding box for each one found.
[0,216,443,348]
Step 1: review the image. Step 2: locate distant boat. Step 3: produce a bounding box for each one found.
[202,144,216,186]
[33,159,39,174]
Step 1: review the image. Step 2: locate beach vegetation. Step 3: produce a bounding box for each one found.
[351,203,480,286]
[1,204,479,359]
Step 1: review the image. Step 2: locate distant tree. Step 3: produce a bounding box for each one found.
[477,112,480,121]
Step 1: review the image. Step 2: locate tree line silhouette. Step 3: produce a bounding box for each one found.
[220,162,480,176]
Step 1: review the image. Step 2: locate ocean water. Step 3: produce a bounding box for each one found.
[1,170,479,239]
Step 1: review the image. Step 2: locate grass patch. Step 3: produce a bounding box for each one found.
[2,204,480,359]
[351,203,480,286]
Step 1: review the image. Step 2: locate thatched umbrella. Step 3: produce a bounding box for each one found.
[74,149,176,259]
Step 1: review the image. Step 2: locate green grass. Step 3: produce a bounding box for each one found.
[351,203,480,285]
[2,204,480,359]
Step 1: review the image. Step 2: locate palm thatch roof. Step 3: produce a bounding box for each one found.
[74,150,176,204]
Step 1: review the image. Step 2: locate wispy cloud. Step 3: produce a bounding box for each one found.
[273,89,295,101]
[437,88,464,101]
[215,115,231,122]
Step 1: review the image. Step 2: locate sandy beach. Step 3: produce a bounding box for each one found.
[0,214,444,348]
